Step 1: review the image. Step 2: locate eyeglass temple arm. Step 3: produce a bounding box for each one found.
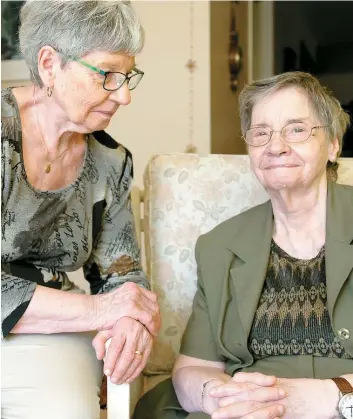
[74,59,106,76]
[71,55,143,77]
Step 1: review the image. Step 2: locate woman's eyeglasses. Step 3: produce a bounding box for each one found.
[244,123,329,147]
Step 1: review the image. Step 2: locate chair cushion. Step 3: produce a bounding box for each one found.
[143,154,353,374]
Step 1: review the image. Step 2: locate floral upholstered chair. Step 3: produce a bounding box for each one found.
[107,155,353,419]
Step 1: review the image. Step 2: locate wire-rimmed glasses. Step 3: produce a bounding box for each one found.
[244,122,329,147]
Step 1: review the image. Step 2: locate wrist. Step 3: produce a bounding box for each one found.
[87,294,104,331]
[323,379,341,419]
[201,378,224,414]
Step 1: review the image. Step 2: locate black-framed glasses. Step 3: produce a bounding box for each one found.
[244,122,329,147]
[75,58,144,91]
[56,49,144,91]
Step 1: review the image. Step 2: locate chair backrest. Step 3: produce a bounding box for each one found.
[143,154,353,374]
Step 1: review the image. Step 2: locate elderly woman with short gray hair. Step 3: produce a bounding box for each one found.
[1,1,160,418]
[134,72,353,419]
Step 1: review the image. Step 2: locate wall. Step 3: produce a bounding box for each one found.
[107,1,211,187]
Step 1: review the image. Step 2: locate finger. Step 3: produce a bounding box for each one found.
[210,381,255,398]
[121,281,158,304]
[212,401,283,419]
[137,292,160,317]
[232,372,277,387]
[129,284,160,329]
[136,285,158,304]
[119,349,145,384]
[218,387,286,407]
[110,340,136,384]
[104,334,125,377]
[241,404,285,419]
[139,294,161,332]
[124,340,152,383]
[115,283,160,331]
[92,331,111,360]
[133,303,160,337]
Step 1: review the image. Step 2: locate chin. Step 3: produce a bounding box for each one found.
[89,119,111,132]
[262,175,299,191]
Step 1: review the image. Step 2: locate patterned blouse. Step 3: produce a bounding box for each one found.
[1,88,149,339]
[248,240,351,359]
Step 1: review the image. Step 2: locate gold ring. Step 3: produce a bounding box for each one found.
[134,350,143,356]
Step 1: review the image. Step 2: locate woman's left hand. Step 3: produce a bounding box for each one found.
[92,316,153,384]
[211,371,339,419]
[208,372,286,418]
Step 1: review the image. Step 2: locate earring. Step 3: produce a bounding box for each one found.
[47,86,53,97]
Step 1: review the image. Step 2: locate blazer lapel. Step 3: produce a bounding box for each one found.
[325,181,353,319]
[226,201,273,343]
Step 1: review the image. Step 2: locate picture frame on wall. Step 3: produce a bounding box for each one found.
[1,0,30,83]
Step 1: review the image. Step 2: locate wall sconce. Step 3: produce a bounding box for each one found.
[229,0,243,92]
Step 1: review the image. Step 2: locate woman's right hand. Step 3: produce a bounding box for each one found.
[92,282,161,336]
[208,373,286,419]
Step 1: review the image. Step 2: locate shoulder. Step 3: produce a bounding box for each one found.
[90,130,133,178]
[197,200,271,253]
[334,181,353,197]
[330,181,353,215]
[1,88,21,156]
[2,88,20,143]
[1,88,17,118]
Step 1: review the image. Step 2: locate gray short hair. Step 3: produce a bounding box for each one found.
[19,0,144,86]
[239,72,351,180]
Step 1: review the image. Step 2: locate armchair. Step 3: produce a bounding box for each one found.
[106,154,353,419]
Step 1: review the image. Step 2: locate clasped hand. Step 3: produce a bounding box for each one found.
[205,371,336,419]
[92,282,161,384]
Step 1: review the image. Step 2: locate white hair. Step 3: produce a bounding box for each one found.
[239,72,351,180]
[19,0,144,86]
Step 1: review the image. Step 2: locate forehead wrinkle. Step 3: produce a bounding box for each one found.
[251,89,315,128]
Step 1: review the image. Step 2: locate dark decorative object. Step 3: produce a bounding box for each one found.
[229,0,243,92]
[283,47,297,72]
[299,41,318,74]
[342,102,353,157]
[1,1,24,60]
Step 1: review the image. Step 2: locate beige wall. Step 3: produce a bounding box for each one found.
[108,1,211,187]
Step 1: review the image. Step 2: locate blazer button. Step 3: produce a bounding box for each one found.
[337,328,350,340]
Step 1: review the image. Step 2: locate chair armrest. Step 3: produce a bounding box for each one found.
[105,340,144,419]
[107,380,130,419]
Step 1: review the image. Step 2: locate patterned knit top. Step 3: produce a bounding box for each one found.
[248,240,352,359]
[1,88,148,339]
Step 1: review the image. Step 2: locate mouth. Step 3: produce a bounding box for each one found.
[94,110,116,118]
[265,164,299,170]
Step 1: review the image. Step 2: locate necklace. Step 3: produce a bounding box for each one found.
[32,87,69,174]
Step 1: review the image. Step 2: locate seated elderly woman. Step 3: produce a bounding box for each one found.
[134,71,353,419]
[1,1,160,418]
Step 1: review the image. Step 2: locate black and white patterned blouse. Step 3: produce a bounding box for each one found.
[1,88,149,338]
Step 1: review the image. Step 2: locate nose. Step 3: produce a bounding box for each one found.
[266,130,291,156]
[109,82,131,106]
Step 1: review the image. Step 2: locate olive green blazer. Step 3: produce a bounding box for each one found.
[133,181,353,419]
[181,180,353,378]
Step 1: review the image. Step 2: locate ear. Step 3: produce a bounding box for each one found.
[328,137,340,162]
[37,46,61,87]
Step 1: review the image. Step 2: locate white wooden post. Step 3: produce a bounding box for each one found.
[105,340,131,419]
